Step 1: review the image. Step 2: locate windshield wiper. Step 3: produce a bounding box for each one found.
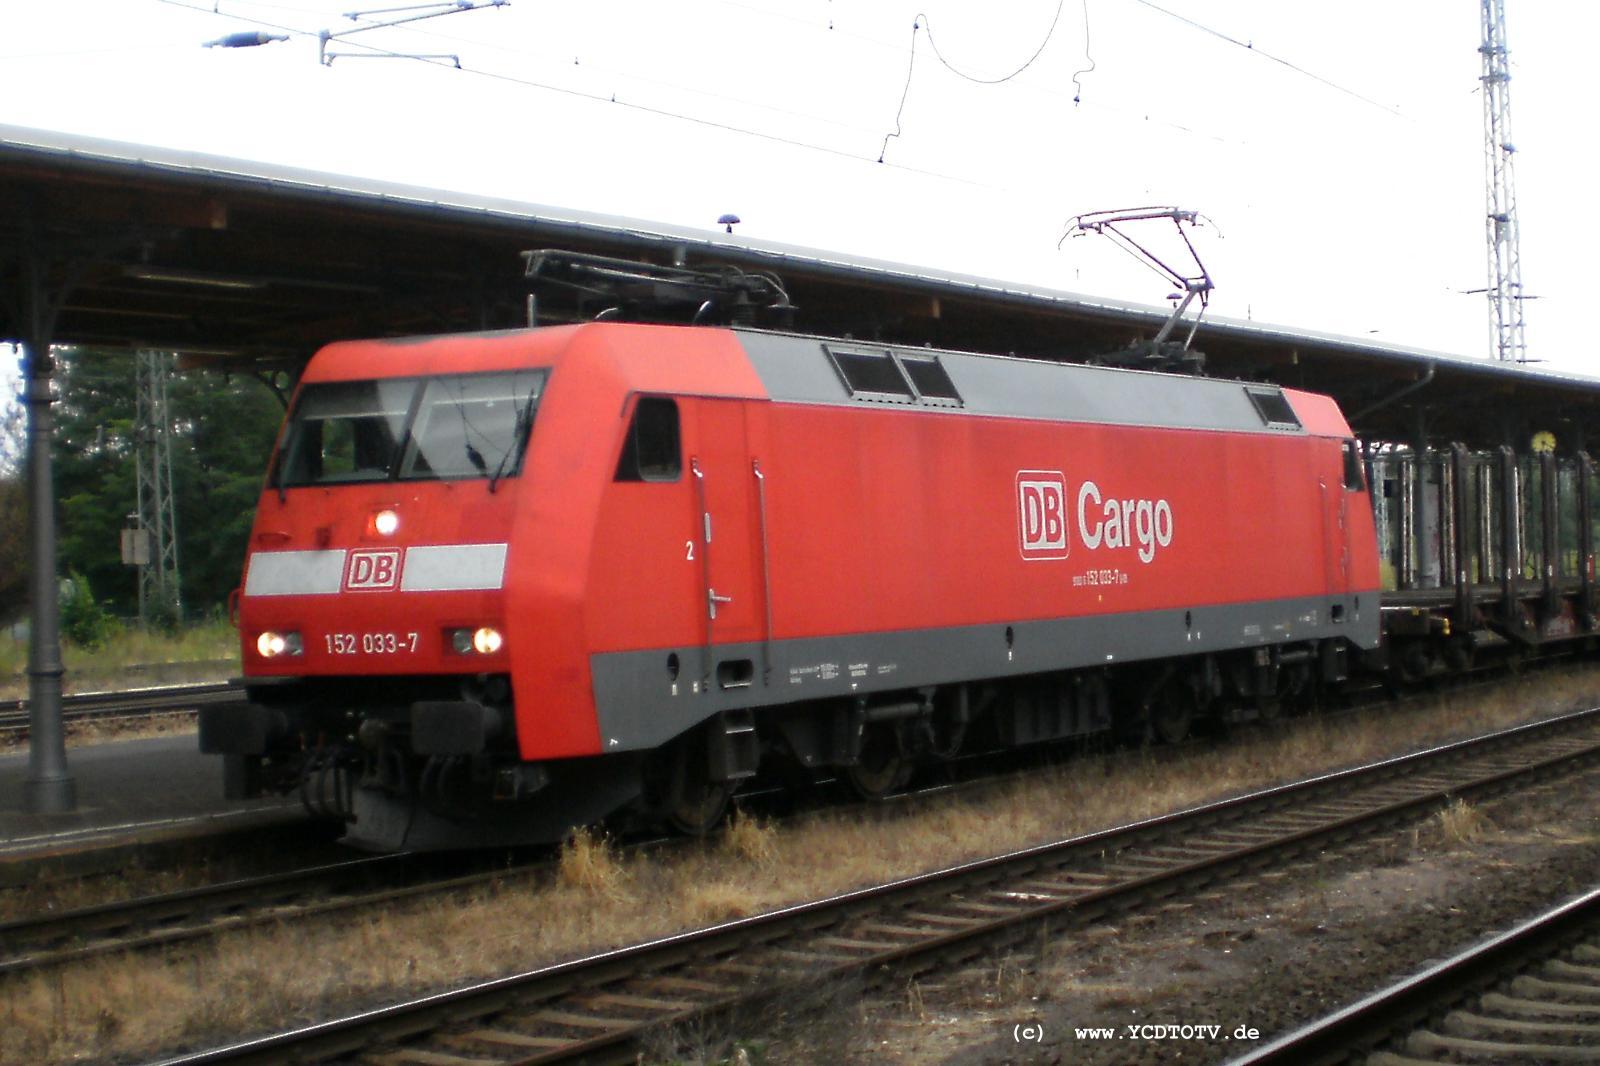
[487,388,537,494]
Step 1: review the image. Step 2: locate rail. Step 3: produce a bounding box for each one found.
[1230,885,1600,1065]
[0,681,242,741]
[148,705,1600,1065]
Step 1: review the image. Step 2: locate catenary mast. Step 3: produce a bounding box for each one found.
[1480,0,1527,363]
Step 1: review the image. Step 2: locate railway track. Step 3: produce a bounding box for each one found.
[1232,885,1600,1065]
[0,671,1577,975]
[0,851,535,978]
[0,748,1125,979]
[0,681,243,741]
[148,705,1600,1065]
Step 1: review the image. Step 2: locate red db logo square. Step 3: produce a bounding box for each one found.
[344,548,402,591]
[1017,471,1069,560]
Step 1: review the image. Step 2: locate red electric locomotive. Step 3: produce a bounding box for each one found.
[201,322,1381,850]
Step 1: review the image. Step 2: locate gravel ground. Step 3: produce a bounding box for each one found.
[735,760,1600,1066]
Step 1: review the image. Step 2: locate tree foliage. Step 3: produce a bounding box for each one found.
[1,358,27,621]
[0,477,24,623]
[48,348,284,618]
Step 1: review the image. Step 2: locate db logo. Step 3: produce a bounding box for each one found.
[344,549,403,591]
[1017,471,1069,560]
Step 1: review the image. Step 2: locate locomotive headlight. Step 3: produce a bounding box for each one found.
[372,509,400,536]
[256,630,302,658]
[448,626,504,655]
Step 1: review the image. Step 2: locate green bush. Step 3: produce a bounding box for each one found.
[60,569,118,649]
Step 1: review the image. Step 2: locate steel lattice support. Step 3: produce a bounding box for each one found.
[1481,0,1528,364]
[134,350,181,625]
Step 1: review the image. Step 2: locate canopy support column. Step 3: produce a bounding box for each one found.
[18,248,75,814]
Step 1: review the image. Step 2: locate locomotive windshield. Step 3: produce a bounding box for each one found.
[274,369,546,488]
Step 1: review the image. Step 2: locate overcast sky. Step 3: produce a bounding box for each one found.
[2,0,1595,377]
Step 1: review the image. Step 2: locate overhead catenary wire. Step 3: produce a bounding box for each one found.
[1070,0,1095,103]
[879,2,1066,161]
[202,0,1262,159]
[1128,0,1407,119]
[152,0,995,188]
[878,18,920,163]
[232,0,887,138]
[150,0,1436,199]
[917,2,1067,86]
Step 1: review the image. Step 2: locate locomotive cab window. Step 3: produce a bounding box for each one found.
[400,373,543,481]
[615,397,681,482]
[1245,387,1302,430]
[274,369,545,488]
[275,379,413,485]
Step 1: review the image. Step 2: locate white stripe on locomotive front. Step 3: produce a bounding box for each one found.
[398,544,508,592]
[243,544,508,596]
[244,550,347,597]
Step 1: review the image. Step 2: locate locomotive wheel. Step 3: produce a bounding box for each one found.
[645,733,732,836]
[1149,686,1194,746]
[845,728,912,800]
[666,779,731,836]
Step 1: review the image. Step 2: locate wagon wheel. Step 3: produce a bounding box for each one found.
[844,726,912,800]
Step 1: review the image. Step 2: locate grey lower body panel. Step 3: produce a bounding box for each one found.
[590,592,1379,752]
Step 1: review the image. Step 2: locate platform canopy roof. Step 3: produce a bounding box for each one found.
[3,122,1598,451]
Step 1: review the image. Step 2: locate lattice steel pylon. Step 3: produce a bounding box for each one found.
[1480,0,1528,363]
[134,350,181,625]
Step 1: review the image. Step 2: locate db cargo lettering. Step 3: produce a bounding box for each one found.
[1076,480,1174,564]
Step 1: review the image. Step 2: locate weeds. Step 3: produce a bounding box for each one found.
[905,979,926,1021]
[682,880,762,926]
[5,665,1599,1063]
[720,810,778,868]
[557,827,631,900]
[1437,798,1496,845]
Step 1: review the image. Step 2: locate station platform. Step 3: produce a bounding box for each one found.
[0,735,307,877]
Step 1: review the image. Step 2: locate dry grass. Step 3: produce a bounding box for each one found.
[721,810,779,868]
[682,880,765,926]
[0,863,206,925]
[5,666,1600,1063]
[556,828,631,900]
[1437,798,1496,845]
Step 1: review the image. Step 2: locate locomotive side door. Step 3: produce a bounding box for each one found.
[684,398,764,691]
[1325,440,1362,599]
